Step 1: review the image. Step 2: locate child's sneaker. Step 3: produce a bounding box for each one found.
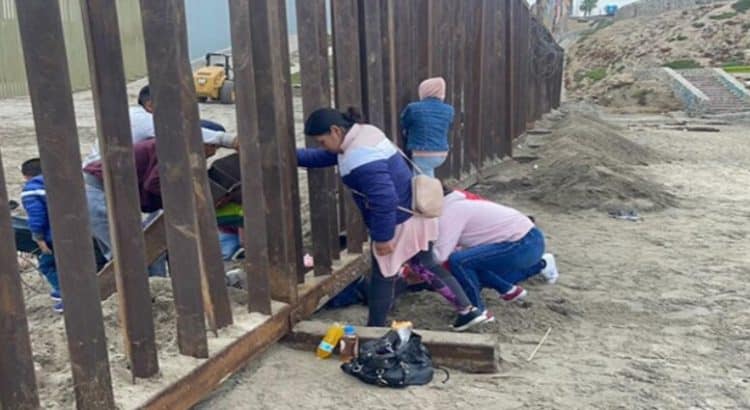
[53,301,64,314]
[501,285,527,302]
[50,290,62,302]
[540,253,559,284]
[452,308,487,332]
[231,248,245,261]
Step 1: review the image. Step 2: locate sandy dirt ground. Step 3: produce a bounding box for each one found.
[2,82,750,408]
[198,105,750,409]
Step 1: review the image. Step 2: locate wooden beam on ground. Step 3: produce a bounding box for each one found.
[15,2,116,407]
[139,0,208,358]
[228,0,273,315]
[79,0,159,378]
[250,0,301,303]
[296,0,336,277]
[139,252,369,410]
[285,321,499,373]
[0,154,40,409]
[331,0,366,254]
[97,213,165,300]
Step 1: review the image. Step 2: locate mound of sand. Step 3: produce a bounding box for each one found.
[484,110,677,212]
[565,1,750,112]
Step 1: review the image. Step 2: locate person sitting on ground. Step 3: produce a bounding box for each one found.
[83,132,236,276]
[83,85,237,165]
[399,77,454,177]
[20,158,63,313]
[433,185,559,314]
[296,107,486,331]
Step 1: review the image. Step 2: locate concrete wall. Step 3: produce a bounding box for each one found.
[0,0,305,98]
[615,0,724,20]
[0,0,148,98]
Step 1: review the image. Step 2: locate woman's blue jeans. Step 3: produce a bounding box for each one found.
[448,227,546,311]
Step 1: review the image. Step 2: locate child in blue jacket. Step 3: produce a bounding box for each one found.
[20,158,62,313]
[399,77,455,177]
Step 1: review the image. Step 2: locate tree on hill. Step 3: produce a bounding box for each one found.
[580,0,599,16]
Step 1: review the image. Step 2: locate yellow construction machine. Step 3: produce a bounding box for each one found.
[193,53,235,104]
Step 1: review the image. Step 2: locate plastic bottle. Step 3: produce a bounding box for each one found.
[316,323,344,359]
[339,325,359,363]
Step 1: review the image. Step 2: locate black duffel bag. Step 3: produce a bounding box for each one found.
[341,330,434,388]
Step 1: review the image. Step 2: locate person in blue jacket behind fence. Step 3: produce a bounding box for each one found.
[399,77,455,177]
[20,158,63,313]
[295,107,487,332]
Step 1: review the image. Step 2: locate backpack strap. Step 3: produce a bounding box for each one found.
[395,148,425,176]
[350,188,416,216]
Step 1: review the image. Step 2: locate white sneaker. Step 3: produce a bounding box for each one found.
[541,253,559,284]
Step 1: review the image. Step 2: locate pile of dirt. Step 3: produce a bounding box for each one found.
[483,109,678,212]
[565,1,750,112]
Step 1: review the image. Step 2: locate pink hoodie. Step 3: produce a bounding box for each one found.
[432,191,534,262]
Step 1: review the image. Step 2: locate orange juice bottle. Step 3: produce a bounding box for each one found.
[316,322,344,359]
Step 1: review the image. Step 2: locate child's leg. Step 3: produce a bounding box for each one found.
[412,248,473,312]
[38,252,60,293]
[408,262,463,310]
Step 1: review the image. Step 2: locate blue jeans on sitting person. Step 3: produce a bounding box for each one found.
[411,154,447,178]
[219,230,241,260]
[448,227,546,311]
[86,183,167,277]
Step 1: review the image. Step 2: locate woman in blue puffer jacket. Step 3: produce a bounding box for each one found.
[296,107,486,331]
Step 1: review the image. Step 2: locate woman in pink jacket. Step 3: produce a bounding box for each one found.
[434,187,559,312]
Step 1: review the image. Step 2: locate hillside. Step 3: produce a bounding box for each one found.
[565,0,750,112]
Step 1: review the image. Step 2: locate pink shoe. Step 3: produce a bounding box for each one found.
[483,310,496,322]
[501,285,527,302]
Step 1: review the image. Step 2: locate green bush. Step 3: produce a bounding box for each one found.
[585,68,607,82]
[723,65,750,73]
[291,71,301,86]
[732,0,750,13]
[663,59,702,69]
[708,11,737,19]
[691,22,705,28]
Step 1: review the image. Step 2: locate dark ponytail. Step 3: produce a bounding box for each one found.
[304,106,364,136]
[341,107,363,125]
